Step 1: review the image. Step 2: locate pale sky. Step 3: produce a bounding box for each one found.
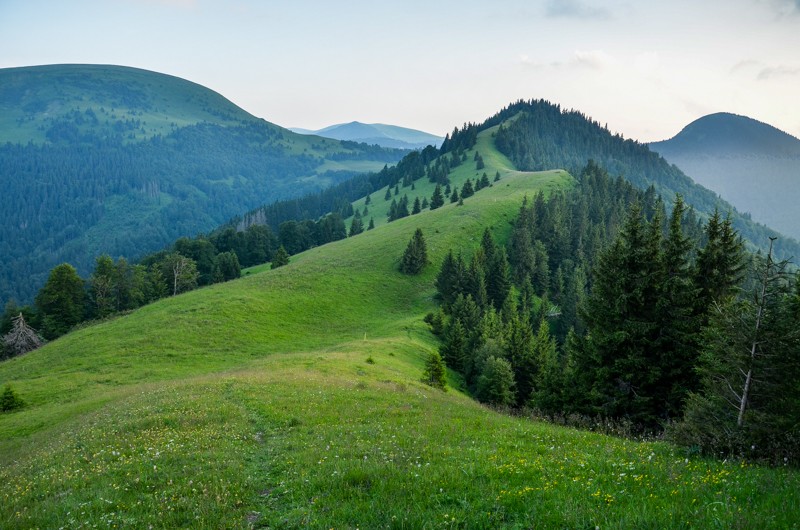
[1,0,799,142]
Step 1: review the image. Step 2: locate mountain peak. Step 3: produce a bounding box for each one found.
[652,112,800,157]
[290,122,443,149]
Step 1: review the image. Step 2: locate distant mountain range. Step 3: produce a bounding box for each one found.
[290,122,443,150]
[0,64,407,305]
[650,113,800,241]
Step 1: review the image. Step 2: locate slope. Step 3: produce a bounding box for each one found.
[488,100,800,261]
[650,113,800,240]
[0,65,406,305]
[2,146,798,527]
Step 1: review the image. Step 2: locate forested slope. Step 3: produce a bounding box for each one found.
[0,65,406,305]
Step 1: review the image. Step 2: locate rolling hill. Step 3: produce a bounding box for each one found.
[0,64,407,306]
[650,113,800,240]
[291,121,444,149]
[2,121,798,527]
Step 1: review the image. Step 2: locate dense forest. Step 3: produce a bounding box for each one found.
[0,119,405,306]
[478,100,798,260]
[429,162,799,463]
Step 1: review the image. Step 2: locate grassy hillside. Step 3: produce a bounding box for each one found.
[0,65,406,305]
[2,150,798,528]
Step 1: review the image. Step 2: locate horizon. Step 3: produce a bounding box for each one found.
[1,0,799,142]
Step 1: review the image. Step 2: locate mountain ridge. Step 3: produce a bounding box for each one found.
[290,121,443,149]
[650,112,800,240]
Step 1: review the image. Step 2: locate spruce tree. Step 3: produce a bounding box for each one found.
[399,228,428,274]
[271,246,290,269]
[3,313,43,357]
[412,197,421,215]
[450,188,459,203]
[368,217,375,230]
[35,263,86,340]
[349,211,364,236]
[430,184,444,210]
[422,351,448,390]
[461,179,475,198]
[384,186,392,201]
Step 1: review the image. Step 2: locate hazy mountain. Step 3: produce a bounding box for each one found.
[0,64,406,305]
[650,113,800,240]
[290,121,443,149]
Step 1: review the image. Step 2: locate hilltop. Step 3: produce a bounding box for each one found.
[650,113,800,240]
[0,65,407,305]
[291,121,444,149]
[2,120,798,527]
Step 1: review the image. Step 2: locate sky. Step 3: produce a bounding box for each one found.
[1,0,799,142]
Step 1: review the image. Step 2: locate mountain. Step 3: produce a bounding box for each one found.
[2,158,795,527]
[478,100,799,260]
[290,121,444,149]
[649,112,800,240]
[0,64,407,305]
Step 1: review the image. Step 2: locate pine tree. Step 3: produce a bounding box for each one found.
[35,263,86,340]
[530,319,562,413]
[412,197,421,215]
[349,211,364,236]
[271,246,290,269]
[450,188,459,203]
[461,179,475,198]
[422,351,448,390]
[430,184,445,210]
[494,171,501,182]
[676,242,800,462]
[384,186,392,201]
[421,197,429,209]
[368,217,375,230]
[440,318,468,371]
[399,228,428,274]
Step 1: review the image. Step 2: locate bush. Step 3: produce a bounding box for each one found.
[0,384,24,412]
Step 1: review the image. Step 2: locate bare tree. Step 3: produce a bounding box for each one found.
[3,313,43,357]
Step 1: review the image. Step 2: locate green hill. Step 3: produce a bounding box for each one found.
[0,64,407,305]
[2,134,797,528]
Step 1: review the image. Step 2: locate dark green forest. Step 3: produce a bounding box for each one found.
[484,100,798,260]
[430,162,799,463]
[0,120,405,306]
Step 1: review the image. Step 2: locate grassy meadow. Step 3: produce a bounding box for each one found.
[1,127,799,527]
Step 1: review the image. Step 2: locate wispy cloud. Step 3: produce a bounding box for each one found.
[519,49,615,70]
[757,64,800,79]
[544,0,612,20]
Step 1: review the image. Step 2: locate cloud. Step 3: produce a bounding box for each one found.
[762,0,800,18]
[730,59,764,74]
[519,49,615,70]
[757,64,800,79]
[544,0,611,20]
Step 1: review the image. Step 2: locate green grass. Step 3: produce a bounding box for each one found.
[2,135,799,527]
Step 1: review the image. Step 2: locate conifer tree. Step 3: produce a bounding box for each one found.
[440,318,468,371]
[384,186,392,201]
[271,246,290,269]
[421,197,429,209]
[450,188,459,203]
[430,184,445,210]
[367,217,375,230]
[422,351,448,390]
[461,178,475,198]
[530,319,562,413]
[399,228,428,274]
[412,197,421,215]
[35,263,86,340]
[349,211,364,236]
